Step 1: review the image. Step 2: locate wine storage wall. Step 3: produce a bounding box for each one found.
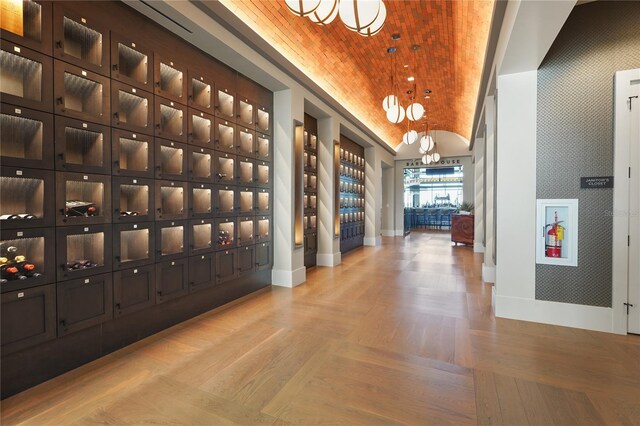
[303,113,318,267]
[339,135,365,253]
[0,0,273,398]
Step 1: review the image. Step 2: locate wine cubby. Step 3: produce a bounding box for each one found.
[215,218,235,250]
[1,283,56,355]
[113,222,154,269]
[256,134,270,161]
[256,216,270,242]
[154,57,186,104]
[188,70,213,114]
[57,272,113,336]
[215,249,237,284]
[188,146,214,182]
[188,109,214,148]
[53,7,109,76]
[113,177,153,222]
[0,41,53,112]
[56,224,112,281]
[189,219,213,255]
[56,172,111,225]
[256,105,271,135]
[155,220,187,261]
[189,183,214,218]
[1,1,275,395]
[155,139,187,181]
[215,87,235,121]
[0,0,53,56]
[55,116,111,174]
[237,97,254,128]
[112,130,153,178]
[1,167,54,229]
[1,103,54,169]
[214,119,236,153]
[238,128,255,158]
[110,34,153,92]
[215,152,236,184]
[155,258,188,303]
[155,180,188,221]
[339,136,366,253]
[238,188,254,215]
[154,98,186,143]
[0,228,55,292]
[188,253,216,292]
[54,60,110,125]
[256,161,270,187]
[111,81,153,134]
[238,217,255,246]
[113,264,155,317]
[303,114,318,267]
[215,185,236,217]
[238,158,254,186]
[256,189,270,215]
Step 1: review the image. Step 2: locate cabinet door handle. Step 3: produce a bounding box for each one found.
[55,40,63,49]
[56,97,64,105]
[112,64,119,71]
[115,303,121,309]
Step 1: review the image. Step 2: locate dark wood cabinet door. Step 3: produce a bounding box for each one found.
[57,273,113,336]
[111,129,154,178]
[55,224,113,282]
[154,56,188,105]
[0,0,53,56]
[238,245,255,277]
[113,265,155,318]
[110,33,154,92]
[1,103,55,169]
[1,166,55,229]
[256,242,272,271]
[155,258,188,303]
[113,222,155,270]
[54,116,112,175]
[215,249,237,285]
[188,253,216,292]
[1,40,54,113]
[0,228,56,293]
[111,81,154,136]
[1,284,56,355]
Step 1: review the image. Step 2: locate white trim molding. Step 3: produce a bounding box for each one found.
[316,252,341,267]
[364,236,382,246]
[272,266,306,288]
[496,295,614,333]
[474,242,485,253]
[482,263,496,283]
[381,229,395,237]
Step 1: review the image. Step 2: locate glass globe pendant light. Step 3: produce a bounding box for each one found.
[418,146,426,154]
[422,154,428,165]
[285,0,321,17]
[402,130,417,145]
[357,0,386,37]
[432,152,441,162]
[406,102,424,121]
[308,0,339,25]
[339,0,382,32]
[386,104,405,124]
[382,94,398,111]
[420,134,433,151]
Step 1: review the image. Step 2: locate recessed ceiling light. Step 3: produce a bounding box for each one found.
[407,76,415,82]
[424,95,430,99]
[403,64,409,68]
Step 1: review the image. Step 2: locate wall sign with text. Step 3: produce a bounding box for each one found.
[580,176,614,189]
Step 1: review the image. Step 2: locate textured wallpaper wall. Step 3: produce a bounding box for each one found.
[536,1,640,307]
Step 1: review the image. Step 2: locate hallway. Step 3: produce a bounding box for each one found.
[2,232,639,425]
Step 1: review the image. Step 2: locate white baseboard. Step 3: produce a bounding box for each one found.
[395,229,405,236]
[364,236,382,246]
[474,242,485,253]
[381,229,395,237]
[316,252,341,267]
[495,295,615,333]
[271,266,306,288]
[482,263,495,283]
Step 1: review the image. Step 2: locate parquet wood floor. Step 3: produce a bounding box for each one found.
[2,232,639,425]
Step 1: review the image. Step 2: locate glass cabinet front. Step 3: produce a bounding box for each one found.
[160,224,184,256]
[64,179,105,220]
[238,129,254,157]
[64,231,105,271]
[1,176,45,221]
[238,218,254,246]
[239,189,253,214]
[216,220,235,249]
[217,187,235,215]
[215,121,235,152]
[0,49,44,104]
[217,155,235,183]
[257,135,269,160]
[238,99,253,127]
[191,221,212,252]
[1,106,52,168]
[191,185,212,216]
[114,132,151,176]
[158,61,184,101]
[238,159,253,186]
[61,15,104,70]
[216,89,234,120]
[159,184,184,216]
[118,183,149,217]
[119,228,150,263]
[257,217,270,241]
[0,234,47,285]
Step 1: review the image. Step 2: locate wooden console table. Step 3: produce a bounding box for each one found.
[451,214,474,245]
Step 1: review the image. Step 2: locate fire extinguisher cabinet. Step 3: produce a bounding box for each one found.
[535,199,579,267]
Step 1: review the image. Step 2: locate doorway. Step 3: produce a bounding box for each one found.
[613,69,640,334]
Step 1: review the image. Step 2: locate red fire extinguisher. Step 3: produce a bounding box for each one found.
[545,210,564,258]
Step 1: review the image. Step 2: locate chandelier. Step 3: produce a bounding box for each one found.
[285,0,386,37]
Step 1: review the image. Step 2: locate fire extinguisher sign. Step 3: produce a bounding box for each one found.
[536,199,579,267]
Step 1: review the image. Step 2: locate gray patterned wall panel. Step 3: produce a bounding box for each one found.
[536,1,640,307]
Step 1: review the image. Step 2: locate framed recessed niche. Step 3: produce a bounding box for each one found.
[536,199,579,267]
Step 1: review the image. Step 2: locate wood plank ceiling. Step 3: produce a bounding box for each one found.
[219,0,494,149]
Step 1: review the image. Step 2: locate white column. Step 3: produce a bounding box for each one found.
[494,71,537,301]
[316,116,341,266]
[483,96,496,283]
[271,88,306,287]
[364,147,381,246]
[474,137,485,253]
[381,166,395,237]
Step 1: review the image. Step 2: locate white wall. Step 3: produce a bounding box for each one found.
[381,166,395,236]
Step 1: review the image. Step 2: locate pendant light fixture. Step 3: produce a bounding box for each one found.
[339,0,382,32]
[419,121,434,151]
[285,0,321,17]
[406,45,424,121]
[308,0,339,25]
[432,130,441,162]
[387,104,405,124]
[382,35,401,112]
[357,0,386,36]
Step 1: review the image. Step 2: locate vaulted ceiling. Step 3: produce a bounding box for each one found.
[218,0,494,150]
